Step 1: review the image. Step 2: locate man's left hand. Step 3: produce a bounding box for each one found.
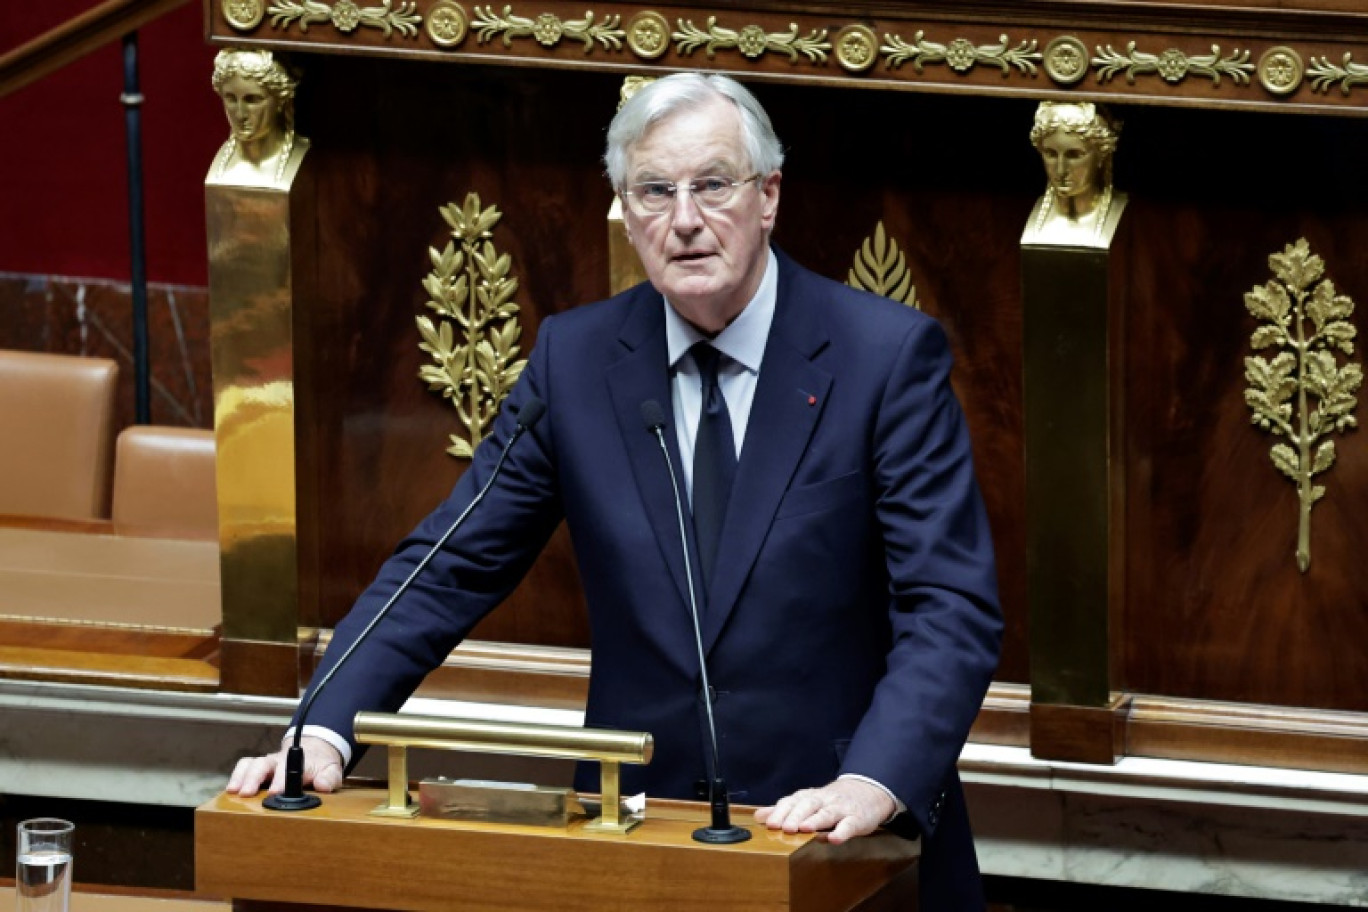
[754,778,895,844]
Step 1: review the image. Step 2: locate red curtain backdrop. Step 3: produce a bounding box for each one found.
[0,1,221,286]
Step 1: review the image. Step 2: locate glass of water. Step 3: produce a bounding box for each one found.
[16,819,73,912]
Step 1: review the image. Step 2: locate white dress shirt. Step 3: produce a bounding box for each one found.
[663,248,776,501]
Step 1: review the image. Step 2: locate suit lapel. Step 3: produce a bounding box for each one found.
[606,289,699,612]
[703,254,832,650]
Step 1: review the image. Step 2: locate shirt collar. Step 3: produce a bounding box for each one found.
[664,247,777,374]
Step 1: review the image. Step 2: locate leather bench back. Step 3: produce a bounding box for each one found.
[0,349,119,520]
[112,426,219,540]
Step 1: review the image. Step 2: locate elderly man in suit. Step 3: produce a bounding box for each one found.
[230,72,1002,911]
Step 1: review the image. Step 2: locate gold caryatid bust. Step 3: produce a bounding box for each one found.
[209,49,309,188]
[1024,102,1126,248]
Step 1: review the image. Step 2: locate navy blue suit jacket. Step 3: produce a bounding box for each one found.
[302,249,1002,909]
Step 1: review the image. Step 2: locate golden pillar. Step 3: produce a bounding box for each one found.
[1021,102,1131,763]
[206,50,315,696]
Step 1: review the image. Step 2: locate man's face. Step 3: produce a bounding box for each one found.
[1038,129,1100,203]
[220,74,279,145]
[620,98,780,333]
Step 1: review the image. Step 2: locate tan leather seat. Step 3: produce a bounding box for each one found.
[112,426,219,541]
[0,349,119,521]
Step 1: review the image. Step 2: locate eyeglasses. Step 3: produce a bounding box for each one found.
[620,174,762,216]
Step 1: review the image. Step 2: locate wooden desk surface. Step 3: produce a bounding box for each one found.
[0,526,220,631]
[0,525,221,690]
[198,789,919,912]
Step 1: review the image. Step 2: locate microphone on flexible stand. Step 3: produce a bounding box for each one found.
[640,399,750,844]
[264,397,547,811]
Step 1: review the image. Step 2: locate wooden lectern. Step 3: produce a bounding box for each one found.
[197,789,919,911]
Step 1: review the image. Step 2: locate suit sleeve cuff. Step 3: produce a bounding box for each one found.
[837,773,906,825]
[283,725,353,767]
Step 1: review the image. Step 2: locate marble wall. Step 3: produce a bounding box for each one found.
[0,273,213,433]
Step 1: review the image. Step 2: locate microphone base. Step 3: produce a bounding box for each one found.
[692,824,752,844]
[262,792,322,812]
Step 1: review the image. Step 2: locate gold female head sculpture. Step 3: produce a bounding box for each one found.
[1028,103,1121,247]
[1029,102,1120,217]
[210,50,302,186]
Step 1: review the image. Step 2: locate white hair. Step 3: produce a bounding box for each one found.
[604,73,785,190]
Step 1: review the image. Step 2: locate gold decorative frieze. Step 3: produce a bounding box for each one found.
[267,0,420,36]
[223,0,266,31]
[673,17,831,63]
[211,4,1359,107]
[625,11,669,59]
[882,32,1042,77]
[1257,46,1304,96]
[426,1,468,46]
[1308,52,1368,95]
[472,5,624,52]
[847,222,919,310]
[1092,42,1253,86]
[1243,239,1362,573]
[417,193,528,459]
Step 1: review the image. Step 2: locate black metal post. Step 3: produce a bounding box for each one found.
[121,32,151,424]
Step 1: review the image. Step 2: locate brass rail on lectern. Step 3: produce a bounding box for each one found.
[354,712,653,832]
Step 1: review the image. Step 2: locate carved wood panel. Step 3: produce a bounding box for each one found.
[288,51,1367,711]
[292,60,1032,677]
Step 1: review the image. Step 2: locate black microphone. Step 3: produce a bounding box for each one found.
[264,396,547,811]
[639,399,750,844]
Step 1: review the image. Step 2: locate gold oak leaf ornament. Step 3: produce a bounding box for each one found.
[417,192,528,458]
[1243,238,1362,572]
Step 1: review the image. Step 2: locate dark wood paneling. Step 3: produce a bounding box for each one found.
[1127,696,1368,773]
[219,638,301,697]
[1119,105,1368,711]
[1031,698,1129,764]
[299,60,615,647]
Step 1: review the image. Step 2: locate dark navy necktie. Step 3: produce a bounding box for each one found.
[690,342,736,590]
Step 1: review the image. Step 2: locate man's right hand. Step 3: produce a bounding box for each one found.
[226,736,344,797]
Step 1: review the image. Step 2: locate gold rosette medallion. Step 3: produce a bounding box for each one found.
[626,11,670,59]
[1044,35,1089,85]
[427,1,468,47]
[1258,46,1304,96]
[222,0,265,31]
[835,24,878,73]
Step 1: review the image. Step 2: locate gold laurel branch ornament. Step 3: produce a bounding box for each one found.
[1307,52,1368,95]
[673,17,831,64]
[417,193,528,459]
[472,5,625,52]
[881,31,1042,77]
[846,221,919,310]
[267,0,421,37]
[1243,238,1362,573]
[1092,42,1253,86]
